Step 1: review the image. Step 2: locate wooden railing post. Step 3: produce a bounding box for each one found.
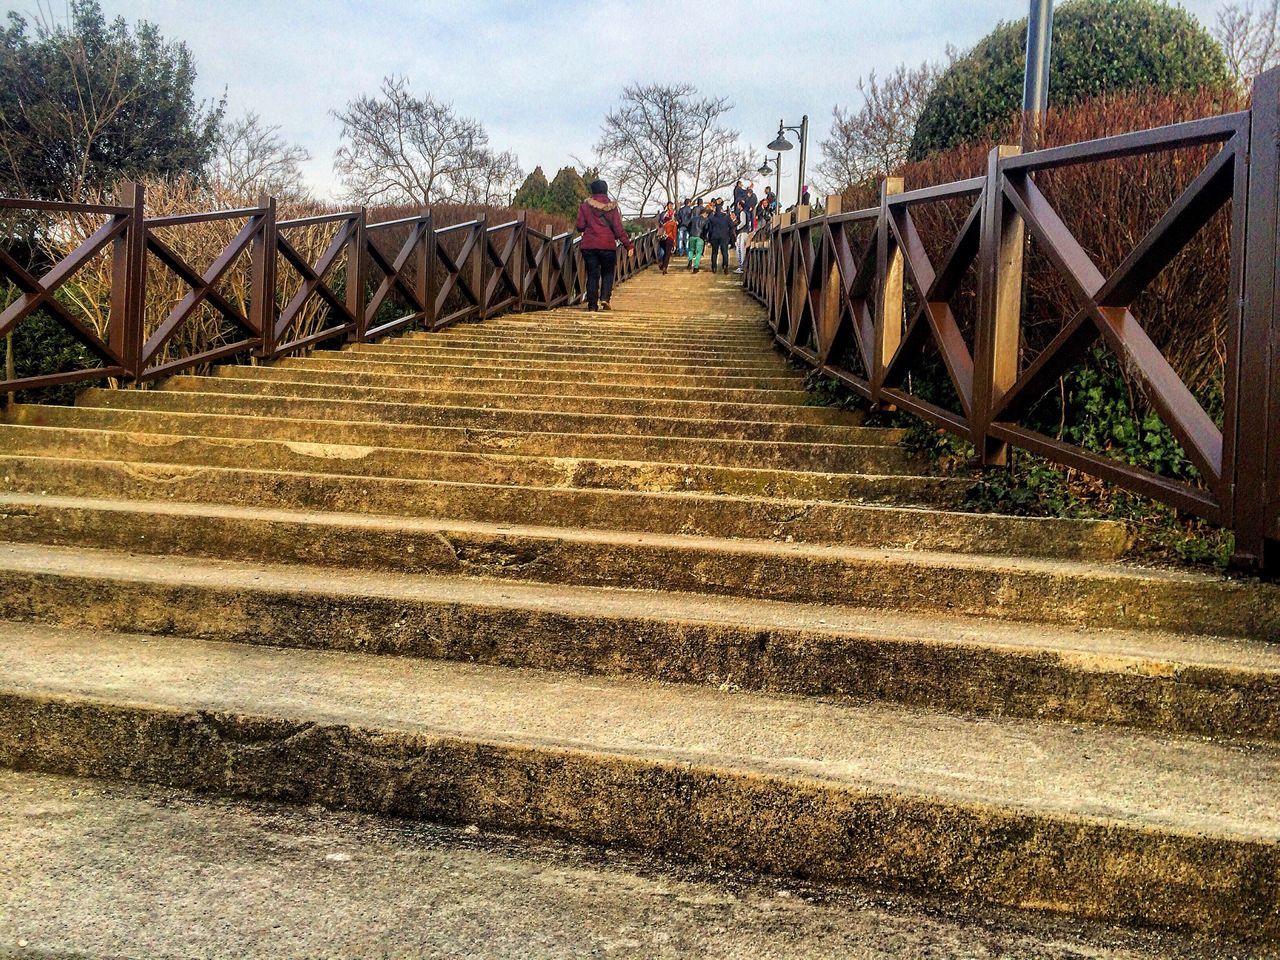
[1233,68,1280,570]
[973,145,1024,465]
[424,211,440,330]
[250,193,277,359]
[474,216,488,320]
[514,211,528,312]
[347,206,367,340]
[872,177,904,402]
[411,213,426,330]
[818,195,843,352]
[109,181,146,380]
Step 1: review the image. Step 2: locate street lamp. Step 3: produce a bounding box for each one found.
[768,115,809,207]
[757,154,782,213]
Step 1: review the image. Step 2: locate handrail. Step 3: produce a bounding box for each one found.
[1,185,660,404]
[742,65,1280,571]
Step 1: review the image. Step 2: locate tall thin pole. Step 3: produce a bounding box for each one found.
[1021,0,1054,151]
[775,153,782,210]
[796,115,809,206]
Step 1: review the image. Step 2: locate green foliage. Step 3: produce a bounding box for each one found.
[546,166,590,217]
[512,166,550,210]
[909,0,1228,159]
[802,361,1233,570]
[511,165,589,220]
[0,0,223,200]
[5,301,99,406]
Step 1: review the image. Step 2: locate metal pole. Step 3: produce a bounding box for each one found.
[797,115,809,207]
[1021,0,1054,151]
[775,153,782,210]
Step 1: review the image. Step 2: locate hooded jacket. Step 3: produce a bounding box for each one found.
[576,194,634,252]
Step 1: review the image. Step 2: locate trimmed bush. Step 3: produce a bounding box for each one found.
[909,0,1229,159]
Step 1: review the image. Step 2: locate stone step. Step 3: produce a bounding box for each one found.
[6,404,884,473]
[406,327,780,356]
[0,426,947,501]
[2,619,1276,938]
[407,324,777,349]
[277,355,803,390]
[220,361,817,406]
[72,387,881,445]
[6,769,1230,960]
[0,455,1119,558]
[177,374,855,426]
[0,495,1267,644]
[491,308,764,329]
[342,341,794,371]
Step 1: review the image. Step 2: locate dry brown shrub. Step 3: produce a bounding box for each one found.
[38,182,574,373]
[838,85,1247,395]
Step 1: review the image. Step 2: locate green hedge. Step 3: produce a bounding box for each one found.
[909,0,1228,159]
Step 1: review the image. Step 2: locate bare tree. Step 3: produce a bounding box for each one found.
[452,145,523,206]
[1215,0,1280,84]
[332,76,522,206]
[816,61,941,192]
[593,83,750,216]
[213,111,311,200]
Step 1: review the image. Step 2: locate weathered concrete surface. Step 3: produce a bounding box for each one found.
[0,423,950,500]
[7,403,885,472]
[1,538,1278,738]
[1,624,1278,938]
[342,341,793,372]
[2,264,1279,946]
[2,770,1264,960]
[0,497,1270,638]
[172,372,854,425]
[75,386,873,443]
[0,454,1129,561]
[274,354,805,389]
[229,359,819,404]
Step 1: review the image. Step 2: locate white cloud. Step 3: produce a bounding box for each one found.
[3,0,1229,203]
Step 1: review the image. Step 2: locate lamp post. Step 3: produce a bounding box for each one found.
[768,116,809,207]
[757,154,781,216]
[1022,0,1054,151]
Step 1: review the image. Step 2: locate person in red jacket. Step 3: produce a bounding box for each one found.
[575,178,634,311]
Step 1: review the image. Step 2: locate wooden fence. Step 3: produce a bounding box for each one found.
[0,193,659,390]
[744,68,1280,570]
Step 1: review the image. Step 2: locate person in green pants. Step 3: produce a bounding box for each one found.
[686,206,708,273]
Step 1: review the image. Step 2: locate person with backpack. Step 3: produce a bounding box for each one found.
[575,178,634,311]
[704,199,736,275]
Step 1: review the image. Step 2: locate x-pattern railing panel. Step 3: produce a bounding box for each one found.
[139,214,265,377]
[742,84,1280,567]
[0,216,128,369]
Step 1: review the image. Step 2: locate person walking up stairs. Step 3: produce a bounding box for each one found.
[575,178,634,311]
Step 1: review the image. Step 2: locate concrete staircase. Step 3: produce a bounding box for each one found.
[2,266,1279,947]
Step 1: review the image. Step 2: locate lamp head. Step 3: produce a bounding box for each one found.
[767,134,793,152]
[757,162,772,176]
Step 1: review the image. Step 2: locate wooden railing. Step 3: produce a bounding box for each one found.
[744,68,1280,570]
[0,192,658,391]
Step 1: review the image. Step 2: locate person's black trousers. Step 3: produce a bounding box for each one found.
[709,239,730,273]
[658,238,672,271]
[582,248,618,308]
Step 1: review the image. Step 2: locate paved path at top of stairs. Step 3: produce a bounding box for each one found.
[1,262,1278,950]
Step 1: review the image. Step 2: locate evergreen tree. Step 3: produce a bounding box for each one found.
[512,166,551,210]
[546,166,590,218]
[0,0,224,200]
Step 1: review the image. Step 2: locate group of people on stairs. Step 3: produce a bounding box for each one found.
[573,177,783,311]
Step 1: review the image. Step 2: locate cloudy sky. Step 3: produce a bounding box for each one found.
[4,0,1229,204]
